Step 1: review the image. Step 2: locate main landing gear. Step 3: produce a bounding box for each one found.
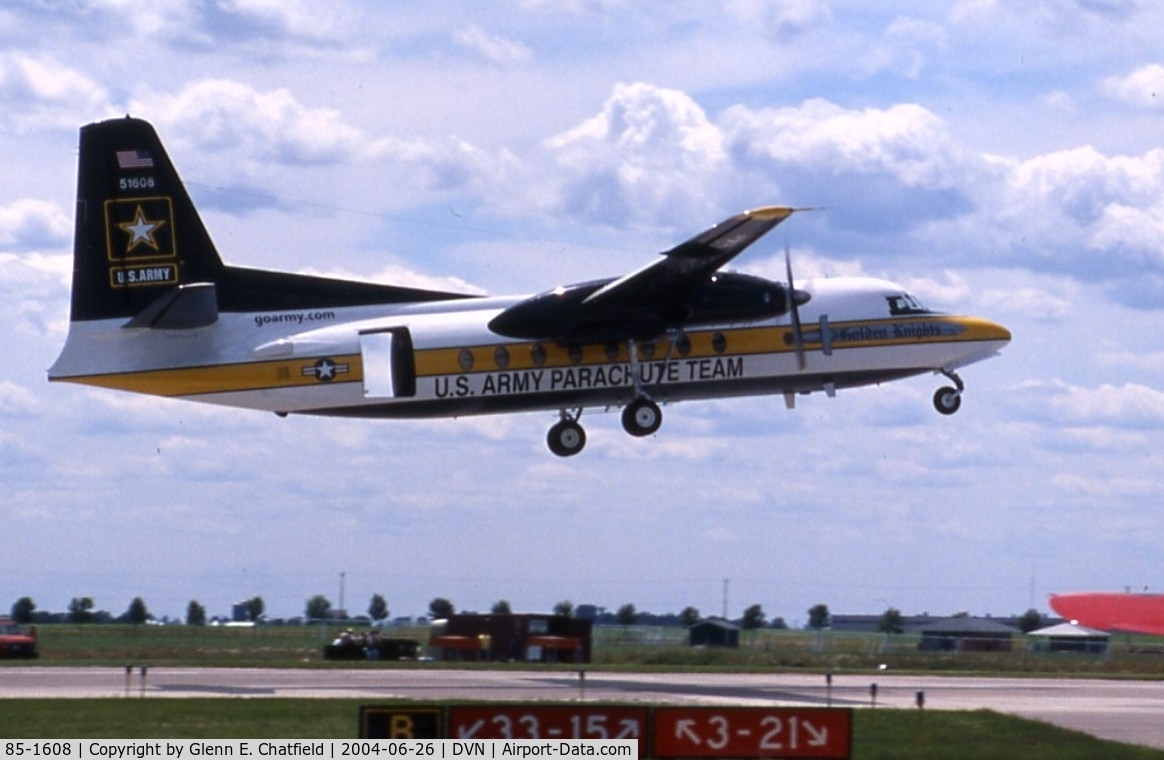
[933,369,964,416]
[546,397,664,457]
[547,410,586,457]
[546,337,666,457]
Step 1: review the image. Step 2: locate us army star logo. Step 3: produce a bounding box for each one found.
[313,358,337,381]
[118,205,167,253]
[302,357,349,383]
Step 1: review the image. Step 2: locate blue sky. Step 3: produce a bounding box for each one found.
[3,0,1164,626]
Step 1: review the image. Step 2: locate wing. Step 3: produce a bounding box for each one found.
[488,206,799,341]
[584,205,797,307]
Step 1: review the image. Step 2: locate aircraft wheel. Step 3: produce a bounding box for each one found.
[933,386,962,415]
[622,398,662,437]
[547,420,586,457]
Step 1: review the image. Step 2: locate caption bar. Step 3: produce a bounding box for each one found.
[3,742,637,760]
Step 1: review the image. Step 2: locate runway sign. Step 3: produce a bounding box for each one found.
[360,706,442,740]
[449,705,648,754]
[360,704,849,758]
[653,706,852,759]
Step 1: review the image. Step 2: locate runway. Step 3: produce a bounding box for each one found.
[1,667,1162,750]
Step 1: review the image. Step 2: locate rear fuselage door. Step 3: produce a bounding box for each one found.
[360,328,416,398]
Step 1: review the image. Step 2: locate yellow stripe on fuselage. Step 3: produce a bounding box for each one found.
[58,354,364,397]
[412,315,1005,378]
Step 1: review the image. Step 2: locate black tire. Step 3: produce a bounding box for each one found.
[547,420,586,457]
[933,386,962,415]
[622,398,662,437]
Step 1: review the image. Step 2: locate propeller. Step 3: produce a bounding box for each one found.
[785,241,809,371]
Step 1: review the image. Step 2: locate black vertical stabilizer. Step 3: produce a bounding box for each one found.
[71,116,227,322]
[70,117,477,323]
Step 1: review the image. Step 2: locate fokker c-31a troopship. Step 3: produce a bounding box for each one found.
[49,117,1011,456]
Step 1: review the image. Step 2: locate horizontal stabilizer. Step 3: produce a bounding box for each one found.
[124,283,219,330]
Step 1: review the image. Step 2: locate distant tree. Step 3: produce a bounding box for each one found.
[368,594,389,622]
[429,597,455,620]
[741,604,766,630]
[306,594,333,620]
[878,607,904,635]
[616,603,638,626]
[770,617,789,630]
[242,596,265,622]
[186,600,206,626]
[679,606,701,628]
[1017,608,1043,634]
[808,604,831,630]
[11,597,35,624]
[68,597,94,624]
[491,599,512,614]
[553,600,573,617]
[124,597,149,625]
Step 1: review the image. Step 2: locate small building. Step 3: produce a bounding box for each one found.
[429,614,591,663]
[1027,622,1110,654]
[918,617,1018,652]
[688,618,740,648]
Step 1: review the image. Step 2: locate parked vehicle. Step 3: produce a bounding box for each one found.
[0,618,38,659]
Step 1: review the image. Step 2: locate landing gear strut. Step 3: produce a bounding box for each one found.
[621,337,664,437]
[933,369,964,415]
[547,409,586,457]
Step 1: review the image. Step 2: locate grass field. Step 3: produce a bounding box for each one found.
[0,700,1160,759]
[5,624,1164,756]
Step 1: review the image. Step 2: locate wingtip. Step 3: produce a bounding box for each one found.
[746,205,824,219]
[746,205,797,220]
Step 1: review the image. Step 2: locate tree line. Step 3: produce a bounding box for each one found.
[9,595,1044,633]
[8,594,806,629]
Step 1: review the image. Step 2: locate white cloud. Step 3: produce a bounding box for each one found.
[543,82,730,228]
[0,53,113,130]
[728,0,832,41]
[721,98,980,233]
[0,199,70,249]
[519,0,627,14]
[0,380,39,417]
[453,25,533,64]
[725,99,964,189]
[995,146,1164,271]
[1024,380,1164,429]
[1101,64,1164,108]
[135,80,366,165]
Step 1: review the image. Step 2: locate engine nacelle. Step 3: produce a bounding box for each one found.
[488,272,793,341]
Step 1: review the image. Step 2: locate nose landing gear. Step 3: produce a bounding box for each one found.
[933,369,964,415]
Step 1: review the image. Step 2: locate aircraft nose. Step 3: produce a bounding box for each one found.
[961,316,1011,345]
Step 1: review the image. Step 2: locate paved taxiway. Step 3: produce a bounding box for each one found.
[1,668,1162,750]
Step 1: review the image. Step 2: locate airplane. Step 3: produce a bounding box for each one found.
[1049,592,1164,637]
[48,117,1012,456]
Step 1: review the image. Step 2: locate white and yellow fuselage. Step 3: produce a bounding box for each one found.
[50,276,1009,418]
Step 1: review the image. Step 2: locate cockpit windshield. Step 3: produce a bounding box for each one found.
[887,293,932,315]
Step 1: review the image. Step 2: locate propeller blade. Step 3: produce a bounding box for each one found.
[785,242,806,371]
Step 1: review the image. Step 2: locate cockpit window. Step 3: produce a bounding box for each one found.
[887,293,931,315]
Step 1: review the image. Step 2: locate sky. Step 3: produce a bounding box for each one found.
[4,0,1164,627]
